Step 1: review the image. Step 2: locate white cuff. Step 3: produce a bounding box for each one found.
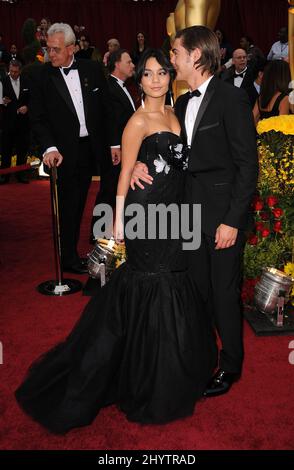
[43,146,58,158]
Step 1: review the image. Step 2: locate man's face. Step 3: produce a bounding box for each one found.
[10,44,17,54]
[232,49,247,72]
[171,38,195,81]
[278,27,288,43]
[9,65,20,80]
[47,33,75,67]
[117,52,134,79]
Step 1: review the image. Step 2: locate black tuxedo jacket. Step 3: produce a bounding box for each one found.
[175,76,258,236]
[28,59,110,179]
[107,75,135,146]
[221,66,256,107]
[2,75,30,131]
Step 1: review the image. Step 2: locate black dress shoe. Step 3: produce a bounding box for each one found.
[63,262,88,274]
[203,369,240,398]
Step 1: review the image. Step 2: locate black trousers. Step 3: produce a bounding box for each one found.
[57,138,93,267]
[1,126,29,169]
[189,231,245,374]
[90,161,120,240]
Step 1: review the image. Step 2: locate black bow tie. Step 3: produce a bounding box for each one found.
[189,89,201,99]
[234,72,245,79]
[62,62,78,75]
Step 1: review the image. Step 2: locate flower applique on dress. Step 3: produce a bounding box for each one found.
[153,154,170,174]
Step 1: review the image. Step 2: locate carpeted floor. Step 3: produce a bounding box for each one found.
[0,178,293,450]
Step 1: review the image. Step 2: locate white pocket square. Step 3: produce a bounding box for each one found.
[92,88,99,92]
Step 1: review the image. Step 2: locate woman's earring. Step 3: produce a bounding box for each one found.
[141,90,145,109]
[169,90,174,108]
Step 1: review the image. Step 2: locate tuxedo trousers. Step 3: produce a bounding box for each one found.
[57,137,92,267]
[189,229,245,374]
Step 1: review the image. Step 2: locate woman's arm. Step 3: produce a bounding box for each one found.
[279,95,290,115]
[114,115,146,241]
[252,99,260,125]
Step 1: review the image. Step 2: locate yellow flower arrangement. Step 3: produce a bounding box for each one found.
[243,115,294,283]
[257,115,294,196]
[257,115,294,135]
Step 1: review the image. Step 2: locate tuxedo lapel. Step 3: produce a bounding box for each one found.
[7,78,18,101]
[110,76,134,112]
[191,78,217,144]
[50,66,76,116]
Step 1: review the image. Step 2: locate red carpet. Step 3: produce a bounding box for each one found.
[0,178,293,450]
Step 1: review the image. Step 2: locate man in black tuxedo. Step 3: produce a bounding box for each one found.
[132,26,258,397]
[29,23,109,274]
[91,49,135,240]
[221,48,256,107]
[0,60,30,184]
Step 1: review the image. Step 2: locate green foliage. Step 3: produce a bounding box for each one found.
[244,234,293,279]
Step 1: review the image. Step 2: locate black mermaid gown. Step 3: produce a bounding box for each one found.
[15,132,217,434]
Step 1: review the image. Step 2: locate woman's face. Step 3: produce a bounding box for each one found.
[141,57,170,98]
[215,30,223,43]
[137,33,145,45]
[40,19,48,30]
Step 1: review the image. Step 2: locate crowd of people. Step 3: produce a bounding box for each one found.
[0,17,292,434]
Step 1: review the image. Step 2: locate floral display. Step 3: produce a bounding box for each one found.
[243,115,294,303]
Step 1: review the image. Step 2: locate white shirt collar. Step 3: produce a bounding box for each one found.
[111,75,125,87]
[191,75,214,96]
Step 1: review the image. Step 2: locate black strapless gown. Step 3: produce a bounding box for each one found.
[15,132,217,434]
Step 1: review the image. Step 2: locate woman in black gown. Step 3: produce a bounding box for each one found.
[15,49,217,434]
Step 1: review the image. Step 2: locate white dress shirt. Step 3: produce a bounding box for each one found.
[267,41,289,61]
[233,67,247,88]
[44,59,88,156]
[185,75,214,146]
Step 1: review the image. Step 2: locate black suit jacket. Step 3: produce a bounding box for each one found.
[107,75,135,146]
[28,59,110,179]
[2,75,30,132]
[175,76,258,236]
[221,66,257,107]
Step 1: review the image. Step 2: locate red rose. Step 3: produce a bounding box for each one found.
[266,196,278,208]
[248,234,258,245]
[273,221,283,232]
[253,200,264,211]
[255,221,264,231]
[261,228,270,238]
[272,208,284,219]
[260,211,270,221]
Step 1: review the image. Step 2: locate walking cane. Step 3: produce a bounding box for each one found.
[37,162,83,296]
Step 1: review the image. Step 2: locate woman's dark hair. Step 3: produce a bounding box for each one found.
[108,48,129,73]
[175,26,220,75]
[135,48,175,88]
[259,60,291,109]
[135,31,147,49]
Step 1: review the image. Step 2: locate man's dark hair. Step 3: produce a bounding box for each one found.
[175,25,220,75]
[108,49,129,73]
[135,48,175,87]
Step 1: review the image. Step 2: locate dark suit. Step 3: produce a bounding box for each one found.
[221,66,257,107]
[29,59,109,267]
[92,75,135,238]
[175,76,258,373]
[1,74,30,170]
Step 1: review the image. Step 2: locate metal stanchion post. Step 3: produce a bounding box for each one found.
[37,164,82,296]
